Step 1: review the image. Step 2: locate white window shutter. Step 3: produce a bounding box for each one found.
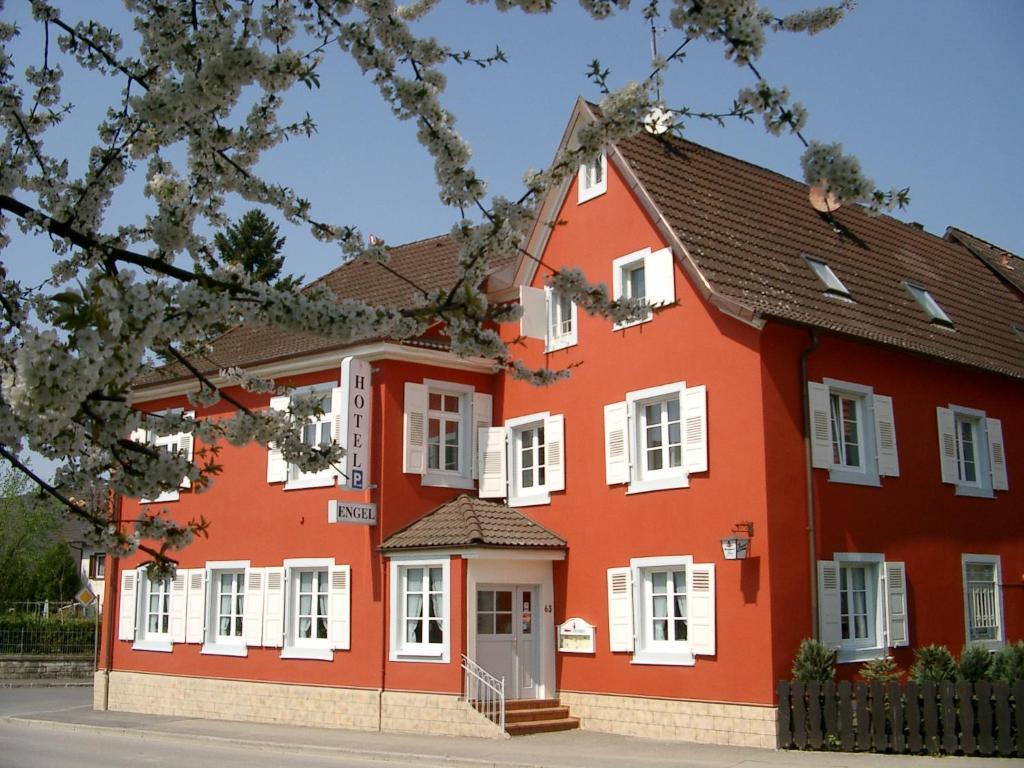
[604,401,630,485]
[545,414,566,492]
[185,569,206,643]
[262,567,285,648]
[817,561,841,648]
[645,247,676,307]
[330,385,346,478]
[171,570,187,644]
[884,561,909,648]
[873,395,900,477]
[936,407,958,484]
[329,565,351,650]
[267,395,291,483]
[118,570,137,641]
[243,568,265,647]
[519,285,547,340]
[129,427,149,445]
[403,382,428,474]
[478,427,508,498]
[688,563,716,656]
[808,382,832,469]
[472,392,493,480]
[179,411,195,488]
[987,418,1008,491]
[683,384,707,474]
[607,567,634,652]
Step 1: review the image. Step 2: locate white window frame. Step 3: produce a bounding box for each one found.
[422,379,475,490]
[577,152,607,204]
[612,249,651,329]
[630,555,694,667]
[202,560,249,657]
[133,570,173,653]
[137,408,195,503]
[804,255,853,300]
[284,382,338,491]
[545,286,578,352]
[506,412,550,507]
[905,281,953,326]
[626,382,687,494]
[938,403,1005,499]
[389,556,450,663]
[823,379,880,487]
[961,554,1004,650]
[953,406,989,496]
[281,557,334,661]
[834,553,885,663]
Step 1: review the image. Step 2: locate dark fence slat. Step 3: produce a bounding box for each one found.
[977,681,994,756]
[994,681,1012,757]
[922,682,939,754]
[870,681,887,752]
[1013,680,1024,757]
[905,681,922,753]
[940,681,957,755]
[793,681,807,750]
[839,680,854,752]
[823,681,838,742]
[777,681,792,749]
[808,682,823,750]
[888,681,905,753]
[855,682,871,752]
[957,681,976,756]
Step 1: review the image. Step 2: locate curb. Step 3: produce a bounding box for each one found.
[2,716,548,768]
[0,680,94,689]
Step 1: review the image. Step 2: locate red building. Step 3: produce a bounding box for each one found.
[96,100,1023,747]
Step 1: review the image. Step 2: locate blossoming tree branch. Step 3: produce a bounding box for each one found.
[0,0,906,574]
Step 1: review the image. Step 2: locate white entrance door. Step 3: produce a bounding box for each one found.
[475,585,538,699]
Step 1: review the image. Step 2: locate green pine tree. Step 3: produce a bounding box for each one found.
[211,210,300,289]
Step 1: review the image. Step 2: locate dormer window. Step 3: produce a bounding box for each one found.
[1013,324,1024,343]
[578,153,607,203]
[804,256,852,300]
[904,282,953,327]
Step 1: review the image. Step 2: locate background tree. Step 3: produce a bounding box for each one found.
[209,209,302,290]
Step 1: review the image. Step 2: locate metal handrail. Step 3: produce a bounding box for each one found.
[461,654,505,732]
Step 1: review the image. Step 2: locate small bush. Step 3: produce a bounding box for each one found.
[910,644,957,683]
[958,644,993,682]
[860,655,900,683]
[991,640,1024,683]
[792,638,836,683]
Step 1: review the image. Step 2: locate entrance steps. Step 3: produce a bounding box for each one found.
[504,698,580,736]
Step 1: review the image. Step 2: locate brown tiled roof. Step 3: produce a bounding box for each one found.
[135,234,490,389]
[380,494,566,551]
[614,132,1024,379]
[944,227,1024,296]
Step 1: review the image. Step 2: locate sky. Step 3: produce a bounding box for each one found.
[3,0,1023,295]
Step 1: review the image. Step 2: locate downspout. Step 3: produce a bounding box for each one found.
[800,328,820,639]
[102,491,123,710]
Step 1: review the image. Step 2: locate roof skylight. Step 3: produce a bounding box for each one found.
[904,282,953,327]
[804,256,852,299]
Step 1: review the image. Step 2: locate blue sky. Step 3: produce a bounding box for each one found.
[4,0,1023,293]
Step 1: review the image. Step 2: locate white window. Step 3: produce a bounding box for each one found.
[517,285,578,352]
[818,555,908,663]
[936,405,1008,497]
[478,412,566,506]
[390,557,450,662]
[808,379,899,485]
[132,410,195,503]
[804,256,852,299]
[905,282,953,326]
[604,382,706,494]
[266,383,342,490]
[611,247,675,329]
[961,554,1004,650]
[606,556,715,666]
[131,570,181,652]
[276,559,351,660]
[403,380,491,489]
[577,153,607,203]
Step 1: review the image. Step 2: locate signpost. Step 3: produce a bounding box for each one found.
[341,357,372,491]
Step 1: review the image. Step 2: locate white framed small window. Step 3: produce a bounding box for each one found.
[198,566,246,656]
[427,389,464,475]
[804,256,853,300]
[611,247,675,330]
[134,410,195,503]
[403,381,490,490]
[961,554,1004,650]
[287,383,338,490]
[905,282,953,327]
[808,379,899,485]
[133,571,174,653]
[390,557,450,663]
[546,287,578,351]
[936,405,1007,497]
[478,412,565,505]
[818,555,909,663]
[577,153,607,203]
[278,558,349,660]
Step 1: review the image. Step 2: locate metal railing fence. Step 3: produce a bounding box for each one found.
[461,654,506,732]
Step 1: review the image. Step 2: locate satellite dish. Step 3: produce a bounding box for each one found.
[809,183,841,213]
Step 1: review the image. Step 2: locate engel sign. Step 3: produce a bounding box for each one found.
[328,500,377,526]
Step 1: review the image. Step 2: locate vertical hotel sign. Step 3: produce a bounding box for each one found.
[341,356,371,490]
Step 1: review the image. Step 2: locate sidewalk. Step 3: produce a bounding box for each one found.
[3,690,1012,768]
[0,677,93,688]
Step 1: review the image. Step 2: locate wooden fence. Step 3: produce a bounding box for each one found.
[777,680,1023,757]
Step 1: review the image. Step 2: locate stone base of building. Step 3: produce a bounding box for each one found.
[97,671,503,739]
[558,690,776,749]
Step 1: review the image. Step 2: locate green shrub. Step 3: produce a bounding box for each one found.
[860,655,900,683]
[910,644,957,683]
[958,644,993,682]
[990,640,1024,683]
[791,638,836,683]
[0,615,95,655]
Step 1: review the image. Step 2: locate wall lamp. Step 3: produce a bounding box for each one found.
[721,522,754,560]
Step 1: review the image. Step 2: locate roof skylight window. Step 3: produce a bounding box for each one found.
[1013,324,1024,343]
[804,256,852,299]
[904,282,953,327]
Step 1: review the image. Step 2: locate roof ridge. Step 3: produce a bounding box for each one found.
[303,232,452,293]
[459,495,485,543]
[945,226,1021,260]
